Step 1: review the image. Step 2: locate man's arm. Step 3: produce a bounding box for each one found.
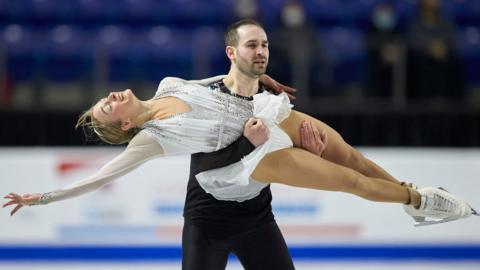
[159,75,296,101]
[192,118,327,175]
[192,118,269,173]
[191,136,255,173]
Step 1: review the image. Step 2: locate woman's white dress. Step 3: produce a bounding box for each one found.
[35,76,293,205]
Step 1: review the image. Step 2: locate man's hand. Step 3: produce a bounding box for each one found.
[300,120,327,156]
[259,74,297,101]
[244,118,269,147]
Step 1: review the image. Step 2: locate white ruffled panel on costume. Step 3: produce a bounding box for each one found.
[195,91,293,202]
[254,91,293,124]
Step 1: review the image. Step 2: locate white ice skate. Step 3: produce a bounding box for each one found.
[403,187,479,227]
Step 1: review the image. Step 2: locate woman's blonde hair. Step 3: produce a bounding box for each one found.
[76,105,140,145]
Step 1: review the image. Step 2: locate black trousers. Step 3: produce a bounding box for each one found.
[182,221,295,270]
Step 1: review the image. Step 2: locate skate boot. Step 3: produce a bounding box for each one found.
[403,187,479,227]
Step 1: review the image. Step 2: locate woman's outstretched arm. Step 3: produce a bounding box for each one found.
[3,132,165,215]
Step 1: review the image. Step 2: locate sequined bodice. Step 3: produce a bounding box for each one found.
[141,80,253,155]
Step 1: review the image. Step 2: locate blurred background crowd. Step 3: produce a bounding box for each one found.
[0,0,479,146]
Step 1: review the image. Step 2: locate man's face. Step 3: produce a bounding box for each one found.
[232,25,269,77]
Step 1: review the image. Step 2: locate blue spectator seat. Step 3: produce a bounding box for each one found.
[91,25,134,83]
[0,0,82,24]
[304,0,406,27]
[1,24,39,81]
[393,0,417,18]
[0,1,32,22]
[31,0,83,24]
[462,0,480,25]
[191,26,229,78]
[121,0,154,23]
[457,26,480,84]
[257,0,289,25]
[319,27,366,87]
[39,25,94,82]
[304,0,345,26]
[345,0,384,27]
[442,0,480,25]
[0,0,478,89]
[77,0,131,25]
[125,26,195,83]
[147,0,234,26]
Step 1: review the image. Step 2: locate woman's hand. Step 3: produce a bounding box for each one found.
[3,193,42,216]
[259,74,297,101]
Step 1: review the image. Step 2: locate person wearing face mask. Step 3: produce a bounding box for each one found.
[269,1,328,108]
[406,0,465,99]
[234,0,260,20]
[366,2,403,98]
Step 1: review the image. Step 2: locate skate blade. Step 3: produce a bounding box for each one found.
[414,216,460,227]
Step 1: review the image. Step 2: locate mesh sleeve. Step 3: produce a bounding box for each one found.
[34,132,164,205]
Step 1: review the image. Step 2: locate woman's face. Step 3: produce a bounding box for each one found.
[92,89,139,129]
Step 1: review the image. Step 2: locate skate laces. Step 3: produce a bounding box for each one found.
[427,192,456,214]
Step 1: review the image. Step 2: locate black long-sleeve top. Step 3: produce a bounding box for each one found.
[183,136,274,238]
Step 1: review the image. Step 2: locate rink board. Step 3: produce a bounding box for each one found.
[1,147,479,262]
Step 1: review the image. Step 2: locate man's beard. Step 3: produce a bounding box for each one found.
[236,55,268,77]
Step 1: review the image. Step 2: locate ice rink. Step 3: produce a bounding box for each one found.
[2,261,480,270]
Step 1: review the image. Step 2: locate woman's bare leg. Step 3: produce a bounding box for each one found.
[279,110,400,184]
[252,147,421,205]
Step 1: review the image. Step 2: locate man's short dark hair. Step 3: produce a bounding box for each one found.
[224,18,264,47]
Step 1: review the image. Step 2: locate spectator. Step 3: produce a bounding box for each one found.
[269,1,327,107]
[234,0,260,20]
[406,0,464,99]
[365,2,403,98]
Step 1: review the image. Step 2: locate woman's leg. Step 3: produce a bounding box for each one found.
[280,110,400,184]
[252,147,421,205]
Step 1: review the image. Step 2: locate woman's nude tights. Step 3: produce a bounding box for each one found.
[252,110,417,205]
